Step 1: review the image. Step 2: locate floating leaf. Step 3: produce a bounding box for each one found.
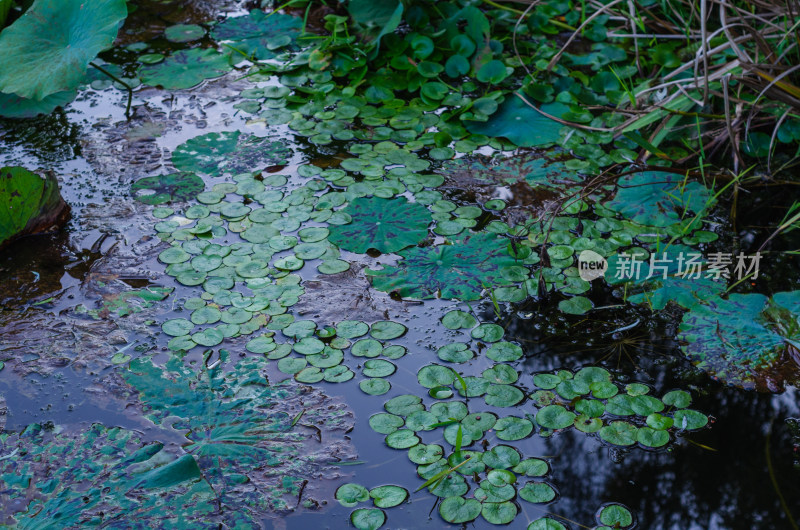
[370,320,407,340]
[441,310,477,329]
[336,483,370,507]
[598,503,634,527]
[481,501,518,524]
[558,295,593,315]
[0,0,127,99]
[369,485,408,508]
[140,48,232,90]
[329,196,431,254]
[360,378,391,395]
[536,405,576,430]
[439,496,481,523]
[417,364,456,388]
[211,10,302,60]
[369,413,404,435]
[637,427,670,447]
[678,292,800,389]
[173,131,292,177]
[465,95,569,147]
[351,508,386,530]
[164,24,205,43]
[599,421,639,446]
[673,409,709,430]
[607,171,713,228]
[368,233,518,301]
[528,518,568,529]
[519,482,557,503]
[131,172,205,205]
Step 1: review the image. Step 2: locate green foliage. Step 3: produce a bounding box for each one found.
[368,233,519,300]
[0,89,76,118]
[679,291,800,388]
[211,10,301,60]
[139,48,232,90]
[607,171,714,228]
[0,0,127,100]
[466,97,569,147]
[329,196,431,254]
[172,131,291,176]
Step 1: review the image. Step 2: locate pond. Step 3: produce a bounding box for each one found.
[0,0,798,529]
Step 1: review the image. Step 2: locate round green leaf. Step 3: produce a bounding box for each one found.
[599,421,639,446]
[369,485,408,508]
[481,501,517,524]
[598,503,634,527]
[519,481,557,503]
[536,405,576,430]
[370,320,407,340]
[351,508,385,530]
[330,196,431,254]
[439,496,481,524]
[441,310,477,330]
[336,483,369,507]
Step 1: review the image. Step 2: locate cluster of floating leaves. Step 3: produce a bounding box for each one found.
[0,7,736,530]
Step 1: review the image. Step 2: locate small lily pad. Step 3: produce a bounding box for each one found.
[439,496,481,524]
[599,421,639,446]
[519,481,557,503]
[336,483,369,507]
[442,310,477,329]
[536,405,576,430]
[369,485,408,508]
[164,24,205,43]
[370,321,407,340]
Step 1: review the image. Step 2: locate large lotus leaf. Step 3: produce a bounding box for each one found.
[139,48,232,90]
[367,233,519,301]
[0,0,127,99]
[465,94,570,147]
[131,172,205,205]
[329,196,431,254]
[124,354,349,514]
[0,423,216,528]
[0,166,69,249]
[607,171,713,227]
[0,90,77,118]
[172,131,292,177]
[678,292,800,388]
[211,10,302,60]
